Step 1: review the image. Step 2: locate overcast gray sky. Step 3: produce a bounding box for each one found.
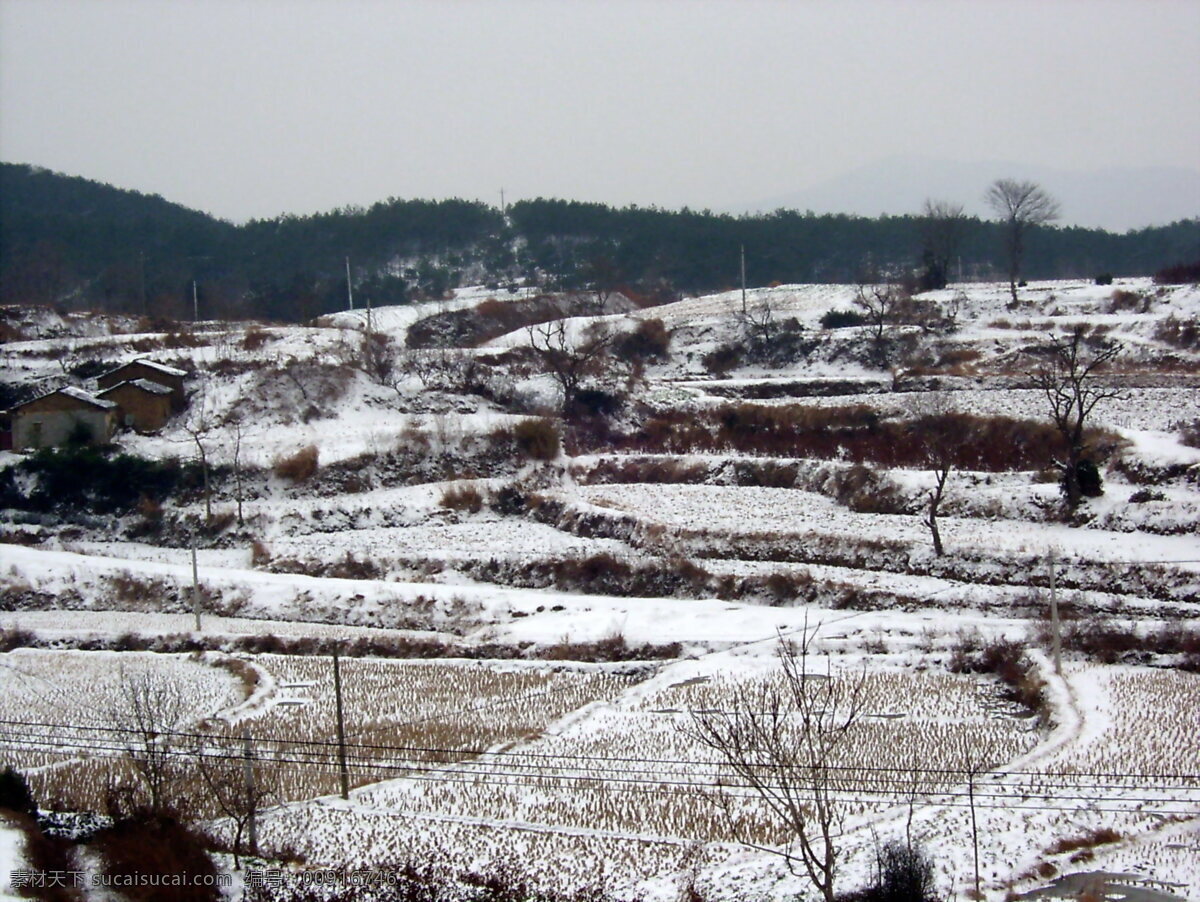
[1,0,1197,223]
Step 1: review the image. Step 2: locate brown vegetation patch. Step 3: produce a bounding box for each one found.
[272,444,319,482]
[598,403,1098,472]
[440,482,485,513]
[947,634,1049,720]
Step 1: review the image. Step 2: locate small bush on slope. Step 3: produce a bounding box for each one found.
[511,418,560,460]
[837,841,941,902]
[947,634,1049,721]
[273,444,319,482]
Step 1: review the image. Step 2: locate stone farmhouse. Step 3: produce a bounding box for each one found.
[7,358,189,451]
[97,379,174,433]
[9,386,119,450]
[96,359,187,412]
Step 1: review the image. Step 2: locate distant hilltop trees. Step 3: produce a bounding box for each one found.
[2,162,1197,322]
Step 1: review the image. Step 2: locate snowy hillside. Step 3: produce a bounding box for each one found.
[0,277,1197,901]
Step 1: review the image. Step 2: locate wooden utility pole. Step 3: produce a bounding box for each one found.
[192,280,199,322]
[242,728,258,855]
[966,753,980,900]
[1049,549,1062,675]
[191,541,202,631]
[139,251,147,316]
[332,652,350,799]
[740,244,747,315]
[345,257,355,311]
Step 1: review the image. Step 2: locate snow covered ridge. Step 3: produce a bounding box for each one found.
[0,278,1198,900]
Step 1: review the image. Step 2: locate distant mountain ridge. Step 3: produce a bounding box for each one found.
[3,161,1198,323]
[736,156,1200,233]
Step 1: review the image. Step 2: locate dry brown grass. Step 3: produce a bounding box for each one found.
[440,482,485,512]
[273,444,319,482]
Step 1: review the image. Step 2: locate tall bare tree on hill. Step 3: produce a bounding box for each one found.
[1030,326,1121,511]
[919,198,968,290]
[985,179,1060,306]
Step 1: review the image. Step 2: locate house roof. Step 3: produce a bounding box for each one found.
[102,359,188,379]
[13,386,118,412]
[98,379,174,397]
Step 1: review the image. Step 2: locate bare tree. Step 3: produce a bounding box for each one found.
[919,198,968,290]
[737,297,778,352]
[580,253,622,314]
[1029,326,1121,510]
[908,392,958,556]
[180,385,216,527]
[194,731,277,867]
[407,347,479,395]
[526,319,615,414]
[227,414,248,527]
[854,282,910,366]
[106,668,192,816]
[985,179,1060,306]
[854,284,895,345]
[684,628,866,902]
[922,465,951,557]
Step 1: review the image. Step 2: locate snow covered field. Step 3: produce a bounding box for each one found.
[1,278,1198,899]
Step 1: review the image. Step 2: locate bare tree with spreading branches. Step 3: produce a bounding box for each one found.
[854,282,910,366]
[193,732,277,867]
[179,383,216,527]
[985,179,1060,306]
[1029,326,1121,510]
[737,297,778,351]
[908,392,959,556]
[683,628,866,902]
[526,319,615,414]
[106,668,193,816]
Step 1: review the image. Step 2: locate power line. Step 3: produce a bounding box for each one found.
[3,716,1198,785]
[4,735,1195,822]
[3,719,1196,813]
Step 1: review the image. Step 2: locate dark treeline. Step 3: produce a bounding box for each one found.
[2,163,1197,323]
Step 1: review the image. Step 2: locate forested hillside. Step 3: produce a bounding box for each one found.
[2,162,1197,322]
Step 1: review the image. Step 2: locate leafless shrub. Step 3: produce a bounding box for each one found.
[1179,420,1200,449]
[1106,289,1146,313]
[575,457,709,485]
[272,445,319,483]
[250,539,271,568]
[946,635,1048,721]
[441,482,485,513]
[0,627,36,652]
[511,417,561,460]
[1046,827,1121,856]
[325,552,384,580]
[538,631,681,662]
[829,464,910,514]
[241,325,273,350]
[1152,260,1200,284]
[613,317,671,364]
[108,572,173,610]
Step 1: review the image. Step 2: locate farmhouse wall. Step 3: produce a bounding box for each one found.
[12,393,116,450]
[97,361,187,411]
[97,381,173,433]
